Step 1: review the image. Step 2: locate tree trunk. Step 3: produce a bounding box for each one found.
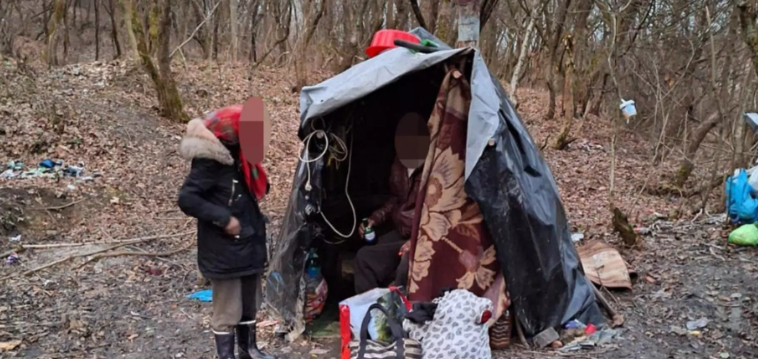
[509,14,534,109]
[544,0,572,121]
[95,0,100,60]
[106,0,122,58]
[229,0,238,62]
[294,0,327,91]
[673,111,720,188]
[46,0,66,67]
[249,0,260,62]
[409,0,427,30]
[738,1,758,76]
[553,34,575,150]
[212,4,220,61]
[571,0,592,117]
[428,0,440,34]
[395,0,408,30]
[125,0,188,122]
[156,0,188,122]
[63,0,70,62]
[455,0,479,48]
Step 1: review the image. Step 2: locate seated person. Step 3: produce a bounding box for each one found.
[354,114,429,294]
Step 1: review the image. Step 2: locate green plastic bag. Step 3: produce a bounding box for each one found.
[728,224,758,246]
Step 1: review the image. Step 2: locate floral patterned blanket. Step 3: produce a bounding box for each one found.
[406,66,509,325]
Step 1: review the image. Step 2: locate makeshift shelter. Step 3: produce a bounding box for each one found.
[264,28,605,341]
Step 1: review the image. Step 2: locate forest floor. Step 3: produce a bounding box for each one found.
[0,57,756,359]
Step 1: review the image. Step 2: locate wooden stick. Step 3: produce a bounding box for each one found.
[44,199,85,211]
[77,243,192,269]
[592,285,624,327]
[515,314,530,349]
[21,231,196,249]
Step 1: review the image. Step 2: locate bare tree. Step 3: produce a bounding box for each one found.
[124,0,189,122]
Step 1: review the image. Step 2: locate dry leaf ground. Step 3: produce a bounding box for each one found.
[0,58,755,358]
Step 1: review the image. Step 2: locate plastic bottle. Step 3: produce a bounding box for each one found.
[363,218,376,245]
[304,248,327,322]
[306,248,321,278]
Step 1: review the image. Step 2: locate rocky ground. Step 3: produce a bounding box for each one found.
[0,57,756,359]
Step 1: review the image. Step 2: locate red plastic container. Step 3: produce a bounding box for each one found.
[366,29,420,58]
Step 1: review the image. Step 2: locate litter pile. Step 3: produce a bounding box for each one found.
[725,167,758,246]
[2,159,98,181]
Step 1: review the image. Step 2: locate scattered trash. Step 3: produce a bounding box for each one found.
[725,169,758,224]
[67,184,76,190]
[578,241,634,289]
[309,348,330,355]
[685,317,709,330]
[144,267,162,276]
[64,165,84,177]
[744,112,758,133]
[533,327,560,349]
[7,161,23,170]
[584,323,597,335]
[720,352,730,359]
[561,328,621,352]
[634,226,651,235]
[669,326,689,336]
[0,169,15,178]
[38,159,56,168]
[571,232,584,243]
[186,289,212,302]
[9,235,21,242]
[5,253,20,265]
[620,98,637,122]
[728,224,758,246]
[565,319,586,329]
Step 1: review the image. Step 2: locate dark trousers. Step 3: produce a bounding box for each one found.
[354,230,410,294]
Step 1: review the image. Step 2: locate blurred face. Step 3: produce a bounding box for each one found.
[239,96,271,164]
[395,112,430,170]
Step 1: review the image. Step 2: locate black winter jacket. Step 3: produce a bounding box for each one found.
[177,119,268,279]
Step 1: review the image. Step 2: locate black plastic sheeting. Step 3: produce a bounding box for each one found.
[265,27,605,338]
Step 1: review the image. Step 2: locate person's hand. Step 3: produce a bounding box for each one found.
[358,218,375,237]
[225,216,241,236]
[399,240,411,256]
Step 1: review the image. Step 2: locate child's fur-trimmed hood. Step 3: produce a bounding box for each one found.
[177,118,234,165]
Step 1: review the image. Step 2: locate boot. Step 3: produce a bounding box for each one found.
[237,323,275,359]
[214,331,236,359]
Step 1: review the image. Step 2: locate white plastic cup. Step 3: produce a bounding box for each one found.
[620,99,637,119]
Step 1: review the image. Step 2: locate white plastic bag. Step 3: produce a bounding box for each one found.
[339,287,389,340]
[748,166,758,194]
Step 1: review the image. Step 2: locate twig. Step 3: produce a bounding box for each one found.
[77,243,192,269]
[44,199,85,211]
[170,0,221,59]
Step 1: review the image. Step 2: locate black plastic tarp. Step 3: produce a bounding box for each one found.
[265,27,604,339]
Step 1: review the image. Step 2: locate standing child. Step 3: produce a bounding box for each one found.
[177,105,274,359]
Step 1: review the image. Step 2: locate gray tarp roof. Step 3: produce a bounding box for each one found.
[298,28,505,179]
